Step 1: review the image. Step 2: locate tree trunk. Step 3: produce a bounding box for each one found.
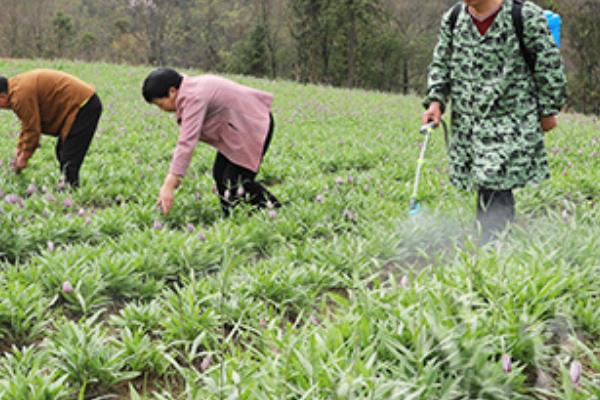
[346,1,356,87]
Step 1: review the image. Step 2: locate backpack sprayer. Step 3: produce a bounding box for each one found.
[408,120,448,217]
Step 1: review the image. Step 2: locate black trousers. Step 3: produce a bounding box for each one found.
[476,188,515,244]
[55,94,102,187]
[212,114,280,215]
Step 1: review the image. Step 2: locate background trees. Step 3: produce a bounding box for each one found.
[0,0,595,114]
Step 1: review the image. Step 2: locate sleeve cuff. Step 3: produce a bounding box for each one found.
[423,95,446,113]
[540,107,560,118]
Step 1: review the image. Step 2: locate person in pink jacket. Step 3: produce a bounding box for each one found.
[142,68,280,216]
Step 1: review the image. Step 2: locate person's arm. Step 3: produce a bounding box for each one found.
[158,97,207,214]
[422,8,456,125]
[12,97,42,172]
[523,3,567,132]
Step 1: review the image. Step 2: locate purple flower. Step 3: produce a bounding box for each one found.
[570,360,582,387]
[198,232,206,242]
[335,176,344,185]
[26,183,37,196]
[347,175,354,184]
[268,210,277,219]
[236,186,245,197]
[63,198,73,208]
[315,194,324,203]
[4,194,24,207]
[186,223,195,233]
[84,217,92,225]
[342,209,357,222]
[56,180,66,191]
[153,220,163,230]
[46,193,56,202]
[259,319,267,328]
[400,275,409,289]
[47,241,55,252]
[501,354,512,373]
[78,208,86,217]
[4,194,18,204]
[62,280,73,294]
[200,354,213,371]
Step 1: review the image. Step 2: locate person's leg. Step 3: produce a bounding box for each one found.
[55,137,64,171]
[59,94,103,187]
[213,113,279,215]
[477,188,515,244]
[221,162,279,211]
[262,113,274,158]
[212,151,230,212]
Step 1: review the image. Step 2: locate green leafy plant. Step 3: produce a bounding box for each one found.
[46,314,139,396]
[0,346,71,400]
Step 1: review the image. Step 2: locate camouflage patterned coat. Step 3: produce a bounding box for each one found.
[424,0,567,191]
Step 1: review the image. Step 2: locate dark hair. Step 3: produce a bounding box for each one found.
[0,77,8,94]
[142,68,183,103]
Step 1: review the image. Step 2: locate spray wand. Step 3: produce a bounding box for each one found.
[408,120,448,216]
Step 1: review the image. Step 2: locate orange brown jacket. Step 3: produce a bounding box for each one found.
[8,69,95,155]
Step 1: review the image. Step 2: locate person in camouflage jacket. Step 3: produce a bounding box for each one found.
[422,0,567,243]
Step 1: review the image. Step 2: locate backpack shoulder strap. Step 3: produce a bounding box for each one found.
[512,0,536,74]
[449,3,462,33]
[447,2,463,52]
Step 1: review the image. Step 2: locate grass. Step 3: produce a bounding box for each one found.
[0,58,599,399]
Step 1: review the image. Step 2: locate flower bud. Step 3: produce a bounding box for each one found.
[62,280,73,293]
[570,360,582,387]
[501,354,512,373]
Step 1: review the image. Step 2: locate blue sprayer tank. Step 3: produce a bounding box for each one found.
[544,10,561,49]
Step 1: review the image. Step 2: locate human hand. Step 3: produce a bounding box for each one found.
[541,115,558,132]
[157,185,175,215]
[157,174,181,215]
[422,102,442,127]
[13,149,29,173]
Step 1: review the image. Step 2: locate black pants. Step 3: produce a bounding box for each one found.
[476,188,515,244]
[55,94,102,187]
[212,114,280,215]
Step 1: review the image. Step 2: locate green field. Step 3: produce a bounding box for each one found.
[1,59,599,399]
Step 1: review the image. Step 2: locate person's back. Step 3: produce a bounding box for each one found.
[182,74,273,119]
[9,69,95,139]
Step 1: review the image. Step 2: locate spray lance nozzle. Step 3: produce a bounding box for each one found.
[408,197,421,216]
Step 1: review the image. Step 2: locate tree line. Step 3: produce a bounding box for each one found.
[1,0,598,114]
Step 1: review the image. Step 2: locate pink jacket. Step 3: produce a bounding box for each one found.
[169,75,273,176]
